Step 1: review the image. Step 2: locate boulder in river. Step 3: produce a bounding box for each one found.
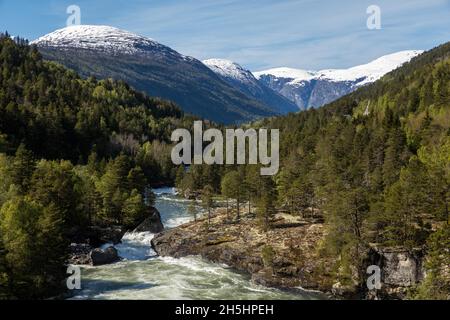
[90,246,120,266]
[133,207,164,233]
[90,226,126,246]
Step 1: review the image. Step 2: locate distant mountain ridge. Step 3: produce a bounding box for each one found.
[32,25,425,120]
[32,25,278,124]
[254,50,423,110]
[203,59,298,114]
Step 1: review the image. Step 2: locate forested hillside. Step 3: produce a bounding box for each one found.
[176,42,450,298]
[0,34,190,299]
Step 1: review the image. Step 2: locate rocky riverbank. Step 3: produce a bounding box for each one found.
[68,207,164,266]
[151,206,429,299]
[151,207,337,296]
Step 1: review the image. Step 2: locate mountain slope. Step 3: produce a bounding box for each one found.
[254,50,423,110]
[0,33,186,162]
[32,25,276,124]
[203,59,298,114]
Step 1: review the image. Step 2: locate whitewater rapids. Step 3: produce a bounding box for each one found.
[70,188,319,300]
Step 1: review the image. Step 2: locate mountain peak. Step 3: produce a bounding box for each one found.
[315,50,424,85]
[203,58,298,114]
[203,58,255,84]
[31,25,177,56]
[254,50,423,85]
[255,50,424,110]
[253,67,316,81]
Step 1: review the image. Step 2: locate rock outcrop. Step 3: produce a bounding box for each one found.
[133,207,164,233]
[151,207,430,299]
[365,246,425,299]
[68,225,126,247]
[152,209,335,295]
[87,226,126,246]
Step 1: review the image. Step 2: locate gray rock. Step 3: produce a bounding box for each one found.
[366,246,425,299]
[87,226,126,246]
[89,246,120,266]
[133,208,164,233]
[378,247,424,287]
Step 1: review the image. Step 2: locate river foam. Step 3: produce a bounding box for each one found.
[70,187,318,300]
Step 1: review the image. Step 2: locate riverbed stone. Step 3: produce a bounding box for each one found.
[133,207,164,233]
[90,246,120,266]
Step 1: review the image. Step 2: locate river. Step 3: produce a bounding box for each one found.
[70,188,321,300]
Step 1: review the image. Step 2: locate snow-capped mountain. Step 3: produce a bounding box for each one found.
[32,25,277,124]
[32,25,424,118]
[203,59,298,114]
[254,50,424,110]
[32,25,193,61]
[203,59,255,84]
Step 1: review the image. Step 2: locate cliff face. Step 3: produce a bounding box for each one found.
[365,247,426,299]
[151,208,335,295]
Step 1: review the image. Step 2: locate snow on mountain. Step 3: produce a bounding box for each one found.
[253,67,316,82]
[203,59,256,84]
[32,25,279,124]
[254,50,424,110]
[316,50,424,85]
[203,58,298,114]
[32,25,423,114]
[255,50,423,86]
[31,25,193,60]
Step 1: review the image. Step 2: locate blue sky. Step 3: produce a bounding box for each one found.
[1,0,449,71]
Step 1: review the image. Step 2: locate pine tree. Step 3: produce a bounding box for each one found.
[127,166,147,194]
[411,226,450,299]
[0,197,67,298]
[29,160,83,228]
[10,143,35,193]
[188,199,198,222]
[221,170,242,220]
[96,154,132,223]
[382,157,431,246]
[122,189,146,228]
[418,137,450,223]
[382,129,408,187]
[244,165,260,215]
[256,176,276,231]
[201,185,214,226]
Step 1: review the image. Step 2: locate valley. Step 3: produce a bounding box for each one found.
[0,21,448,301]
